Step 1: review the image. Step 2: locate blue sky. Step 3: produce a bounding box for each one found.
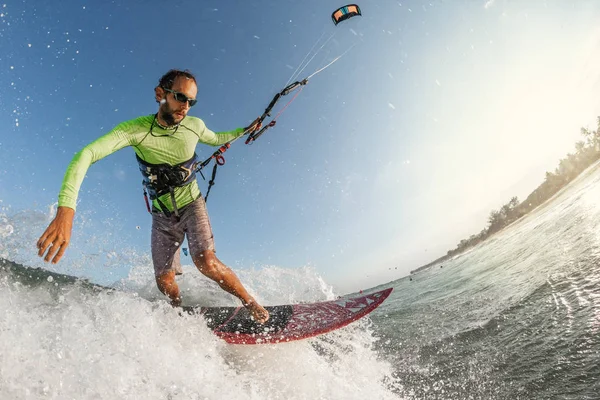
[1,0,600,292]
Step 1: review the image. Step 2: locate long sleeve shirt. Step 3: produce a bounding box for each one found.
[58,114,244,211]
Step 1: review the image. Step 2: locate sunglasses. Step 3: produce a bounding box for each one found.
[163,88,197,107]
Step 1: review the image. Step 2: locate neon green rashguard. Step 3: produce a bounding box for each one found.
[58,114,244,212]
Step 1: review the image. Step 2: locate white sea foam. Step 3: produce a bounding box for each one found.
[0,199,400,399]
[0,260,400,400]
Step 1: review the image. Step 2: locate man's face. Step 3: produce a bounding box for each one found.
[158,76,198,126]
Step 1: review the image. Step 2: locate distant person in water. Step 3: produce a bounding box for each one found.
[36,69,269,324]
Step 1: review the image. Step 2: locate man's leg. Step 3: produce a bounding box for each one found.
[193,250,269,324]
[151,212,185,306]
[156,270,181,306]
[183,197,269,323]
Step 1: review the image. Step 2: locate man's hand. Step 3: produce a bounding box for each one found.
[37,206,75,264]
[244,117,262,135]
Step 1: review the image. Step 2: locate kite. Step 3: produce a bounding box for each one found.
[331,4,362,25]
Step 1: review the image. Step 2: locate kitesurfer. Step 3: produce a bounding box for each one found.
[36,69,269,324]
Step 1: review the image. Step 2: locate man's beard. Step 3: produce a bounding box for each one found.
[159,105,180,127]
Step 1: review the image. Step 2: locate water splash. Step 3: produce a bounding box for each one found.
[0,260,400,399]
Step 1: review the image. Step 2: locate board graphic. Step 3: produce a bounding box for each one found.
[182,287,393,344]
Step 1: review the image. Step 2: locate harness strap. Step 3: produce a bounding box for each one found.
[156,195,173,218]
[169,188,180,219]
[143,188,152,214]
[204,161,220,202]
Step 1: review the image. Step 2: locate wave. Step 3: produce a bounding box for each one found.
[401,266,600,399]
[0,258,400,400]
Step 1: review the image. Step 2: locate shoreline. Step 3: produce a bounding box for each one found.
[411,154,600,275]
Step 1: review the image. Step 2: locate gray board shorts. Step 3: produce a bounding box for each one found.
[151,197,215,277]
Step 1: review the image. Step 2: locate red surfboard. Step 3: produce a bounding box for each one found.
[182,287,393,344]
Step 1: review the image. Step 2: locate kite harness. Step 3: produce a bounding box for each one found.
[138,153,198,218]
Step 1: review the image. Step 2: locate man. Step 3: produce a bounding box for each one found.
[36,69,269,324]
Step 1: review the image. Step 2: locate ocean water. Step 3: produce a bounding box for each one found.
[370,162,600,399]
[2,163,600,399]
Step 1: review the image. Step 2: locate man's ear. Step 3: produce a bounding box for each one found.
[155,86,165,104]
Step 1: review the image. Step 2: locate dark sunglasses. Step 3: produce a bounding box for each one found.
[163,88,197,107]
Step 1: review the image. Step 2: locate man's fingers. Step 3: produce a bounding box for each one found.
[250,122,262,134]
[243,117,263,134]
[37,231,50,250]
[42,237,67,263]
[52,242,68,264]
[37,235,53,257]
[43,243,59,263]
[36,235,45,249]
[251,117,261,131]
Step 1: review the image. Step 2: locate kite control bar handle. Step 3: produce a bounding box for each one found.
[282,79,308,95]
[245,120,276,144]
[246,79,308,145]
[259,79,308,122]
[198,78,308,168]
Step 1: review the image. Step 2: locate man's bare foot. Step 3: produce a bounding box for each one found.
[244,299,269,324]
[170,297,182,307]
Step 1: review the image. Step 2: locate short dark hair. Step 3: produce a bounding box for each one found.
[157,69,196,89]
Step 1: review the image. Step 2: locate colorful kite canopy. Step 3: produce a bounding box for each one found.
[331,4,362,25]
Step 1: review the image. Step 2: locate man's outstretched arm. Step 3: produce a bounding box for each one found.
[36,121,135,264]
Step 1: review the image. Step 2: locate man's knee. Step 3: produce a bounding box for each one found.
[193,250,221,277]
